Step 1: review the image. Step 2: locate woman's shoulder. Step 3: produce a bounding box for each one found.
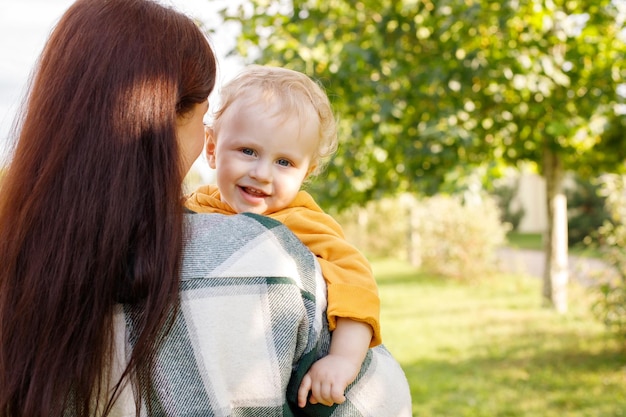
[184,212,294,249]
[182,212,320,285]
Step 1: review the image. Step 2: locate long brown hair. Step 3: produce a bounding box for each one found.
[0,0,216,415]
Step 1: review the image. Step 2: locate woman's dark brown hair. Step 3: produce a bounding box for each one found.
[0,0,216,415]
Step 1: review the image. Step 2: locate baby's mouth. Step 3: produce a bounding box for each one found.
[241,186,269,197]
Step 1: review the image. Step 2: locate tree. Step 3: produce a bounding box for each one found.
[211,0,626,311]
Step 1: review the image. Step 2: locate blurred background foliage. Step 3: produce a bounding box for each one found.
[210,0,626,211]
[203,0,626,330]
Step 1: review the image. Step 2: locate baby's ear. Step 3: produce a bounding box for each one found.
[305,163,318,179]
[204,127,217,169]
[302,159,322,185]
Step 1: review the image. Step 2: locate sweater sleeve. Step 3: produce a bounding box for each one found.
[276,206,382,347]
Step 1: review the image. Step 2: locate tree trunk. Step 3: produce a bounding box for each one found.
[542,147,569,313]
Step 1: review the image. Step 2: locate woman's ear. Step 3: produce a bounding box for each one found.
[204,126,217,169]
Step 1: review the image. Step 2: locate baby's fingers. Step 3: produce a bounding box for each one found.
[311,381,344,406]
[298,374,312,408]
[330,385,346,405]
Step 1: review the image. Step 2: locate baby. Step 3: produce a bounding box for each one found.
[185,65,381,408]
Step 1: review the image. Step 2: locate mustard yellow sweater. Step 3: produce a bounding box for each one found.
[185,185,381,346]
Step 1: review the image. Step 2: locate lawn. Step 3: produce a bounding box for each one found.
[373,258,626,417]
[506,232,544,251]
[506,232,602,258]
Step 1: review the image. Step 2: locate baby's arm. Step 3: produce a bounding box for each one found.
[297,317,373,407]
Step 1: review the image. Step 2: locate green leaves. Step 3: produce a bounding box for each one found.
[208,0,626,210]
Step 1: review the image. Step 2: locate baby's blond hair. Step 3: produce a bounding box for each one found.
[212,65,338,177]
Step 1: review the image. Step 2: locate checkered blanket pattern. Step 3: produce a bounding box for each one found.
[113,213,412,416]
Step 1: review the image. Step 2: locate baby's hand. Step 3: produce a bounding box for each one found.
[297,354,360,408]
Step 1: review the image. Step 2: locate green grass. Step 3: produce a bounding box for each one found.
[506,232,544,251]
[374,258,626,417]
[506,232,602,258]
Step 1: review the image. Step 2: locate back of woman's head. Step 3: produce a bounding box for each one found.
[0,0,216,416]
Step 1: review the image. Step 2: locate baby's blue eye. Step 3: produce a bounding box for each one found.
[242,148,255,156]
[277,159,291,167]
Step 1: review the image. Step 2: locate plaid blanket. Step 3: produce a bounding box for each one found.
[111,213,412,417]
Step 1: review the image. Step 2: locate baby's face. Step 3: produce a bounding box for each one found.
[207,100,319,215]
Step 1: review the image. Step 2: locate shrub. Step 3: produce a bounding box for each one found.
[334,195,411,260]
[491,178,525,231]
[407,194,509,279]
[590,174,626,338]
[566,176,610,247]
[335,193,509,280]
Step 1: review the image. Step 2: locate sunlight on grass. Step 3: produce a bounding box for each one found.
[373,258,626,417]
[506,232,602,258]
[506,232,544,250]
